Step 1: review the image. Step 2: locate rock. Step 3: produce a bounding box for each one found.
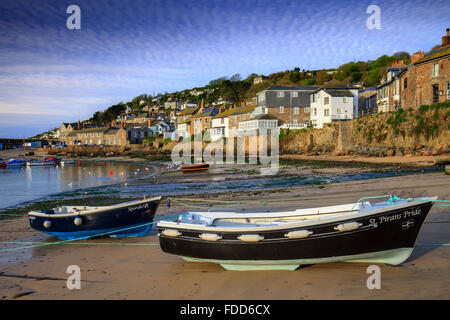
[387,149,395,157]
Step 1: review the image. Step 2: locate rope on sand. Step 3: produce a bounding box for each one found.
[0,215,180,253]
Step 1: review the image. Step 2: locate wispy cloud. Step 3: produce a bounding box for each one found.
[0,0,449,137]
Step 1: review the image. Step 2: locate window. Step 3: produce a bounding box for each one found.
[313,108,317,116]
[279,106,284,114]
[291,92,298,97]
[277,92,284,98]
[324,109,330,116]
[404,78,407,89]
[258,93,266,103]
[324,97,329,105]
[337,108,342,114]
[304,107,310,113]
[293,107,299,115]
[343,97,346,103]
[432,62,439,77]
[447,82,450,100]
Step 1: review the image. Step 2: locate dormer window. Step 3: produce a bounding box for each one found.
[277,92,284,98]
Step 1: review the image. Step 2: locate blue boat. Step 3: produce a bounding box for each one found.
[6,159,26,167]
[28,196,162,240]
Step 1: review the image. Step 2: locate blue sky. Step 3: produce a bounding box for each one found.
[0,0,449,138]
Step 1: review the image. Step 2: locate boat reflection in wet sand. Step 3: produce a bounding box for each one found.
[157,195,436,271]
[180,163,210,172]
[28,196,162,240]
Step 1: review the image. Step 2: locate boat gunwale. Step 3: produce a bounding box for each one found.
[157,199,436,233]
[28,196,162,218]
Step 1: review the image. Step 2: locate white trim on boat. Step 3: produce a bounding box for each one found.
[157,198,437,233]
[28,196,162,218]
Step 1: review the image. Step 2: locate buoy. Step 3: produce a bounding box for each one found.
[284,230,313,239]
[237,234,264,242]
[85,192,88,195]
[161,229,181,237]
[43,220,52,228]
[199,233,222,241]
[74,216,82,226]
[334,222,362,232]
[167,198,171,208]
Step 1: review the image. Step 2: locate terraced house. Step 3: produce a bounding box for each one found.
[210,105,255,140]
[64,127,127,146]
[400,29,450,109]
[255,85,319,128]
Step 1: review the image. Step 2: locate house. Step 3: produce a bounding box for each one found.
[210,105,255,140]
[253,75,268,84]
[376,60,407,112]
[191,107,220,137]
[150,120,170,135]
[176,106,200,124]
[254,85,320,128]
[358,88,378,116]
[400,28,450,109]
[310,88,356,128]
[127,125,153,144]
[238,113,279,136]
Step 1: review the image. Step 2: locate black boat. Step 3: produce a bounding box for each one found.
[29,196,162,240]
[157,196,436,270]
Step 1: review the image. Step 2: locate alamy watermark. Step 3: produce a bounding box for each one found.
[366,5,381,30]
[171,128,279,175]
[366,265,381,290]
[66,5,81,30]
[66,265,81,289]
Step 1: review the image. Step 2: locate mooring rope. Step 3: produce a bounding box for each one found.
[0,215,179,253]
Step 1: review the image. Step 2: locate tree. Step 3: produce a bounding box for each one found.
[230,73,242,82]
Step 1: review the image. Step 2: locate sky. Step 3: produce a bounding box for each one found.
[0,0,449,138]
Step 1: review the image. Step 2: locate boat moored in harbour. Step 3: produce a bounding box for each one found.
[6,159,26,167]
[28,196,162,240]
[180,163,210,172]
[157,195,437,271]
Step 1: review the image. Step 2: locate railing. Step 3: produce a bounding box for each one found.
[279,123,307,129]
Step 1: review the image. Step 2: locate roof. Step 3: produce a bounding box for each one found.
[197,107,219,117]
[266,85,320,91]
[177,106,199,116]
[213,105,256,119]
[324,89,354,97]
[240,114,279,122]
[73,127,109,134]
[415,45,450,65]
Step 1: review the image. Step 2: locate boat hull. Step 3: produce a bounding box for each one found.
[181,164,209,172]
[29,198,161,240]
[158,201,434,270]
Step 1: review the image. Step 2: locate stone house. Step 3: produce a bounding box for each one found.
[400,29,450,109]
[254,85,319,128]
[376,60,407,113]
[358,88,377,116]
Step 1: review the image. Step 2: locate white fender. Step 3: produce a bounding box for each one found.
[74,216,83,226]
[237,234,264,242]
[43,220,52,228]
[161,229,182,237]
[284,230,313,239]
[334,222,362,232]
[199,233,222,241]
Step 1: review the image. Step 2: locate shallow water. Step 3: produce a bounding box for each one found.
[0,161,151,209]
[18,165,440,206]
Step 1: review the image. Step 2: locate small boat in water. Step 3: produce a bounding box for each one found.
[0,161,6,168]
[6,159,26,167]
[60,159,74,165]
[157,195,436,271]
[180,163,210,172]
[28,196,162,240]
[27,158,56,166]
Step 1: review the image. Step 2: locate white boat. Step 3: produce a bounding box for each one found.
[157,195,437,271]
[60,160,75,165]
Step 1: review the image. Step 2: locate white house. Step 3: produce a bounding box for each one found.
[238,114,279,136]
[210,115,229,141]
[151,120,170,135]
[310,88,356,128]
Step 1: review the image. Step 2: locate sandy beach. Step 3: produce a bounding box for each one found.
[0,170,449,300]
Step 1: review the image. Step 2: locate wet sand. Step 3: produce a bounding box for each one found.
[0,172,449,300]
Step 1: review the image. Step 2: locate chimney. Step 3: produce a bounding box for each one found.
[442,28,450,47]
[411,50,425,64]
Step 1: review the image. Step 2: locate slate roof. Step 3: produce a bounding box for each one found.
[266,85,320,91]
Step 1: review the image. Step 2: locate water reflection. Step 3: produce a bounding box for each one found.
[0,161,150,209]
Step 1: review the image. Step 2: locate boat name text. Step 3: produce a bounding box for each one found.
[377,208,421,224]
[128,203,149,212]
